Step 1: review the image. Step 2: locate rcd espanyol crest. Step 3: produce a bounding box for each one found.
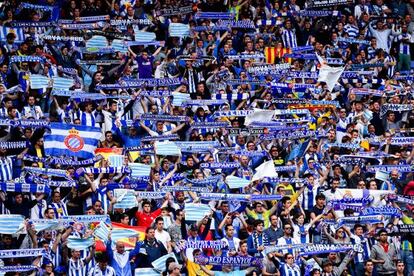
[64,128,84,152]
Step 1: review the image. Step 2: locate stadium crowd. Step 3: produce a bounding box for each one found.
[0,0,413,275]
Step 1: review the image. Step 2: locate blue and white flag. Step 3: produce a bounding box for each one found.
[172,92,191,106]
[0,215,25,234]
[114,189,138,209]
[134,31,156,43]
[152,253,178,272]
[111,39,128,53]
[108,155,124,168]
[30,74,50,90]
[226,175,250,189]
[134,268,160,276]
[129,163,151,177]
[169,23,190,37]
[29,219,59,232]
[155,141,181,156]
[67,237,94,250]
[44,123,102,159]
[86,35,108,48]
[184,203,211,221]
[0,26,25,42]
[93,221,110,242]
[52,76,74,90]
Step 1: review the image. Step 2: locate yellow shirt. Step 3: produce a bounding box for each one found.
[35,147,43,168]
[187,260,212,276]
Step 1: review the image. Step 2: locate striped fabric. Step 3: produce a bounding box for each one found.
[86,35,108,48]
[114,189,138,209]
[129,163,151,177]
[0,26,24,42]
[52,76,74,90]
[30,219,59,232]
[0,157,13,182]
[134,31,156,43]
[30,74,50,89]
[212,93,249,101]
[172,92,191,106]
[134,268,160,276]
[151,252,178,272]
[264,47,292,64]
[226,175,250,189]
[169,23,190,38]
[67,237,94,250]
[0,215,25,234]
[108,154,124,167]
[94,221,111,242]
[184,203,211,221]
[154,141,181,156]
[111,39,128,53]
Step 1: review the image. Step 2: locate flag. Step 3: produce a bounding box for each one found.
[169,23,190,37]
[129,163,151,177]
[44,123,102,159]
[108,154,124,167]
[244,109,274,126]
[67,237,94,250]
[184,203,211,221]
[172,92,191,106]
[134,31,156,43]
[94,148,123,167]
[226,175,250,189]
[30,74,50,90]
[86,35,108,48]
[114,189,138,209]
[0,26,24,42]
[318,64,344,91]
[0,215,25,234]
[252,160,278,182]
[111,39,128,53]
[134,268,160,276]
[52,76,74,90]
[265,47,291,64]
[155,141,181,156]
[95,222,145,252]
[152,253,178,272]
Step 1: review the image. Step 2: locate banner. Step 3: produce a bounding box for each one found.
[0,248,45,258]
[44,123,101,159]
[195,255,262,267]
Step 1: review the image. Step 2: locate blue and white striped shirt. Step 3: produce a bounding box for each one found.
[68,257,88,276]
[281,29,297,49]
[0,157,13,182]
[344,24,359,38]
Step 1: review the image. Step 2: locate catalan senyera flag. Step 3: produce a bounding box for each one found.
[265,47,292,64]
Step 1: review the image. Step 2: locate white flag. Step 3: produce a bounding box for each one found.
[318,64,344,92]
[245,109,274,126]
[252,160,278,182]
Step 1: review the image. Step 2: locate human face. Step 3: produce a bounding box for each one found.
[256,223,264,233]
[156,220,164,231]
[284,225,292,235]
[285,254,294,264]
[94,201,102,213]
[226,226,234,237]
[143,204,151,213]
[146,229,155,239]
[116,242,125,254]
[379,232,388,243]
[365,261,374,273]
[396,262,405,272]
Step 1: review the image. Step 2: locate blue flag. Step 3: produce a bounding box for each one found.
[44,123,102,159]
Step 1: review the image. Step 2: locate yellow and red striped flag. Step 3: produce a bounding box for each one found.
[265,47,292,64]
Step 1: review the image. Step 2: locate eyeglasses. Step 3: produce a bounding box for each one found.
[286,256,294,259]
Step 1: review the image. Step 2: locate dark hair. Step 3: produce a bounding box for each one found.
[155,217,164,224]
[316,194,326,201]
[253,219,264,228]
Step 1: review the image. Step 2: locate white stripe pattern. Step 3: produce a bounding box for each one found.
[86,35,108,48]
[129,163,152,177]
[169,23,190,37]
[53,76,74,90]
[184,203,211,221]
[134,31,156,43]
[30,74,50,89]
[155,141,181,156]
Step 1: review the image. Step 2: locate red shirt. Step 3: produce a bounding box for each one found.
[135,208,162,227]
[381,243,389,253]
